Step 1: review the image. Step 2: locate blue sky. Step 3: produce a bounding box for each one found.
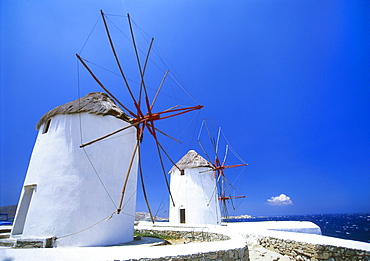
[1,0,369,217]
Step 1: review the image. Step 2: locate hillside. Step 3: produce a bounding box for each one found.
[0,205,17,219]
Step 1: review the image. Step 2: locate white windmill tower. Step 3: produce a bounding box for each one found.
[11,92,139,247]
[168,150,221,225]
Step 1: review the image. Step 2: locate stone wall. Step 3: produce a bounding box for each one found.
[134,228,230,242]
[126,246,248,261]
[257,235,370,261]
[134,228,248,260]
[14,238,54,248]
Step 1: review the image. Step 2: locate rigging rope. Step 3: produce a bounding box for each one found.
[81,58,122,77]
[77,60,118,209]
[81,148,117,209]
[169,109,201,148]
[221,129,248,164]
[168,71,199,104]
[79,15,101,54]
[55,204,136,241]
[188,111,202,151]
[105,16,133,44]
[56,211,117,240]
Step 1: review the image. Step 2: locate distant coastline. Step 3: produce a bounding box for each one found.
[134,211,255,221]
[223,214,254,220]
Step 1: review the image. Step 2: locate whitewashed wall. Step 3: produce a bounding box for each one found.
[12,113,138,247]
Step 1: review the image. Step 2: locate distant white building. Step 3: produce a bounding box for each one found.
[168,150,221,225]
[11,92,138,247]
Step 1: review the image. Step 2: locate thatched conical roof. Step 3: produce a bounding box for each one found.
[169,150,213,174]
[36,92,130,130]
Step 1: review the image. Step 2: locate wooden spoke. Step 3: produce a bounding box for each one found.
[127,13,151,115]
[138,37,154,107]
[198,139,212,162]
[130,105,203,125]
[222,144,229,166]
[155,141,176,207]
[230,196,236,211]
[213,163,249,171]
[145,122,176,207]
[197,119,213,162]
[163,104,180,112]
[142,38,154,76]
[100,10,139,109]
[205,119,218,157]
[138,142,155,223]
[218,195,246,200]
[207,174,222,206]
[220,174,236,191]
[151,70,169,109]
[215,127,221,156]
[146,124,182,172]
[152,125,182,144]
[79,122,139,148]
[76,54,137,118]
[117,140,139,214]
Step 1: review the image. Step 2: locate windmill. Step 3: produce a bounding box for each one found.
[11,11,203,247]
[197,119,248,221]
[76,11,203,222]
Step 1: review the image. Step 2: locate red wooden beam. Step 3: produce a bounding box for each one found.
[218,195,246,200]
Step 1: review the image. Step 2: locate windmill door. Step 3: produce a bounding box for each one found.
[12,184,36,235]
[180,208,186,223]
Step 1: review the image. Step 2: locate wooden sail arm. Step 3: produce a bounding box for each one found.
[117,140,140,214]
[135,38,154,120]
[145,122,183,174]
[132,105,203,124]
[79,121,142,148]
[218,195,246,200]
[137,142,155,223]
[127,13,153,120]
[151,70,169,109]
[152,125,182,144]
[100,10,140,111]
[76,54,138,118]
[213,163,248,171]
[144,121,176,207]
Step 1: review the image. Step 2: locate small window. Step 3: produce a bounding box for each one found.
[42,119,51,134]
[180,170,185,176]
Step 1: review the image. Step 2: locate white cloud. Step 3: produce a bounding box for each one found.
[267,194,293,206]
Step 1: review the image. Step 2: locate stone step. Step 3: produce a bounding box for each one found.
[0,238,16,247]
[14,238,54,248]
[0,233,10,239]
[0,228,11,234]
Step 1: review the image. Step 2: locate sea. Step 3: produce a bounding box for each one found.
[226,213,370,244]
